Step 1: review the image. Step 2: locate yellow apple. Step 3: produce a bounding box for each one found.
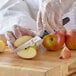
[14,36,32,47]
[14,36,37,59]
[17,45,37,59]
[0,40,6,52]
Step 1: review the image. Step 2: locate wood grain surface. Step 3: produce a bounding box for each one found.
[0,46,76,76]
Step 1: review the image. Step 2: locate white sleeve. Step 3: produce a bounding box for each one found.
[25,0,40,20]
[0,0,9,9]
[0,0,37,34]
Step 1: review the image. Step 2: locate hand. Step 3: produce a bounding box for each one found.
[5,25,36,50]
[37,0,74,36]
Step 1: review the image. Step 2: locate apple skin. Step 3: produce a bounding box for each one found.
[65,29,76,50]
[42,31,65,51]
[59,47,71,59]
[0,40,5,52]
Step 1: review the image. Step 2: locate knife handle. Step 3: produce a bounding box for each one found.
[41,17,70,38]
[63,17,70,25]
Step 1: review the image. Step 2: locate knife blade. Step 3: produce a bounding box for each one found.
[14,36,41,52]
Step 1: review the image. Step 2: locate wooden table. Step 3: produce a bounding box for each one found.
[0,46,76,76]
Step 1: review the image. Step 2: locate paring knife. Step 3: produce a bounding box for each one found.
[14,17,70,52]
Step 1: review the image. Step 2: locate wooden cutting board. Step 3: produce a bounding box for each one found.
[0,46,76,76]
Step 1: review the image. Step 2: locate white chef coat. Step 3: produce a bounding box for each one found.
[0,0,42,34]
[0,0,76,34]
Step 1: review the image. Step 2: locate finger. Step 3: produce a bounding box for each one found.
[45,2,59,32]
[37,11,43,31]
[54,8,66,32]
[53,1,65,30]
[36,11,44,36]
[42,9,54,33]
[55,12,62,27]
[18,26,35,37]
[43,12,54,33]
[54,5,63,27]
[5,31,16,44]
[47,11,58,31]
[13,25,22,38]
[7,41,16,50]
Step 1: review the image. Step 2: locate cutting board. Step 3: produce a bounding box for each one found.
[0,46,76,76]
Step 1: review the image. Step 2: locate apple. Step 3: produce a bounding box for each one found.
[0,40,6,52]
[14,36,37,59]
[0,34,7,45]
[17,44,37,59]
[14,36,32,47]
[59,47,71,59]
[65,29,76,50]
[42,31,65,51]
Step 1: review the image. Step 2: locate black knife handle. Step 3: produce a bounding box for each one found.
[41,17,70,38]
[63,17,70,25]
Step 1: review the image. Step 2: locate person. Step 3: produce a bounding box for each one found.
[0,0,75,49]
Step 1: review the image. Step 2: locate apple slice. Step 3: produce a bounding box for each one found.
[59,47,71,59]
[14,36,37,59]
[14,36,32,47]
[17,47,37,59]
[0,40,6,52]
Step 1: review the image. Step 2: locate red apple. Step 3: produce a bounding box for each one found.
[42,31,65,51]
[59,47,71,59]
[65,29,76,50]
